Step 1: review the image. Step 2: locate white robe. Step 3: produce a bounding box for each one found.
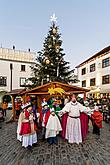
[45,114,62,139]
[60,101,91,144]
[17,112,23,142]
[22,114,37,148]
[22,133,37,148]
[17,112,37,147]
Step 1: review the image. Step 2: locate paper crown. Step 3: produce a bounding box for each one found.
[42,101,48,107]
[21,102,31,109]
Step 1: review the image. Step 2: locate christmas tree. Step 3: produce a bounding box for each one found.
[30,14,74,87]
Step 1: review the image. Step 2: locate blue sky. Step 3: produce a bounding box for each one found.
[0,0,110,69]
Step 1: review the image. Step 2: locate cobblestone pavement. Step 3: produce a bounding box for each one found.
[0,111,110,165]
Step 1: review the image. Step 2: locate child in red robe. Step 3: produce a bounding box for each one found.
[18,102,37,148]
[91,106,103,135]
[40,101,50,141]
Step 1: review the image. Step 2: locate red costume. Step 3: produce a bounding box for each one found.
[61,113,68,139]
[91,111,103,128]
[20,109,37,135]
[40,110,50,127]
[20,109,31,135]
[61,112,88,141]
[17,103,37,148]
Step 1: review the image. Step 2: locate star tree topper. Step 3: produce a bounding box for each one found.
[50,13,57,23]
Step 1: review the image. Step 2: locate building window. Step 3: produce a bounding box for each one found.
[102,75,110,84]
[102,58,109,68]
[82,68,86,75]
[20,77,26,87]
[0,76,7,86]
[21,65,25,71]
[90,78,96,86]
[90,63,95,72]
[82,80,86,87]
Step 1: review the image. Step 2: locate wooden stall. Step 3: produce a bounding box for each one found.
[9,82,89,120]
[23,81,89,111]
[6,89,26,121]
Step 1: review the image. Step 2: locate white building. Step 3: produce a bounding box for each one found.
[76,46,110,100]
[0,47,36,103]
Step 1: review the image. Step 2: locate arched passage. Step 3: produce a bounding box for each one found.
[0,91,8,106]
[3,95,12,103]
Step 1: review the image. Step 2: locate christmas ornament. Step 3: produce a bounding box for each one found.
[56,57,59,60]
[52,28,57,34]
[48,45,51,48]
[45,57,48,59]
[55,45,60,49]
[45,59,50,64]
[53,36,56,40]
[50,13,57,23]
[55,49,59,53]
[43,57,48,63]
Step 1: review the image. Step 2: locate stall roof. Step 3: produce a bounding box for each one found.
[24,81,90,95]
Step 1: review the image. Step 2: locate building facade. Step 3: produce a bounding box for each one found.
[0,47,36,103]
[76,46,110,101]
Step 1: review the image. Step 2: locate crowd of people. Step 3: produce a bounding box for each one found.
[16,94,105,149]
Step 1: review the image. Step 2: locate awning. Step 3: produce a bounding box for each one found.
[100,89,110,93]
[88,88,110,94]
[87,88,100,94]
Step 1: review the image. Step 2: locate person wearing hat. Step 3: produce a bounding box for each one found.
[50,98,61,116]
[17,102,37,148]
[91,106,103,135]
[40,100,50,141]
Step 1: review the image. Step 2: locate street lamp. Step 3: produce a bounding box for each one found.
[10,63,13,91]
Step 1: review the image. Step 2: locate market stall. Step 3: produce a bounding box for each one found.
[8,82,89,120]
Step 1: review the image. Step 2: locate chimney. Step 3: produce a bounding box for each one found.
[13,45,15,50]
